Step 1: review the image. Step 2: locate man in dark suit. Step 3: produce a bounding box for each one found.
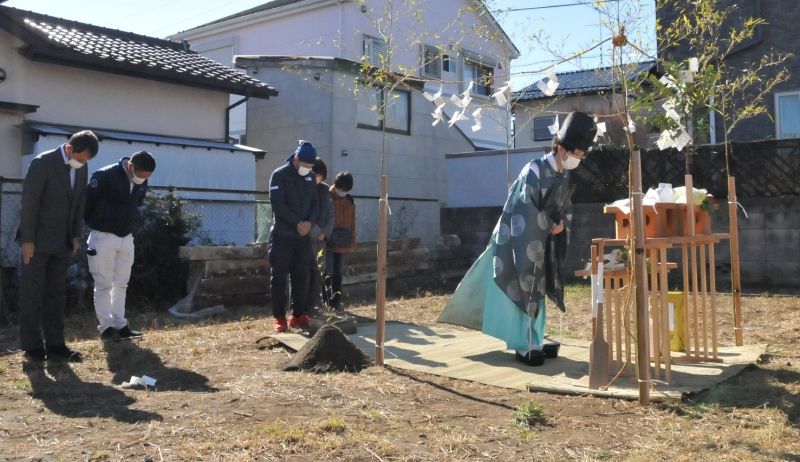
[19,130,99,362]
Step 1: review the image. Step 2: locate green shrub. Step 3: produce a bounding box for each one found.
[129,189,201,309]
[512,401,547,429]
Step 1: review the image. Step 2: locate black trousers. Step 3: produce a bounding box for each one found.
[18,250,71,351]
[325,252,346,309]
[305,240,325,312]
[268,234,312,318]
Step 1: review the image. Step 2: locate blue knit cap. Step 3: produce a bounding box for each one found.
[294,140,317,163]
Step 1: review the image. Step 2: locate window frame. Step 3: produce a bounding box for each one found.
[533,115,557,141]
[775,90,800,140]
[463,56,494,97]
[442,54,452,73]
[422,44,442,79]
[362,34,388,67]
[356,84,411,136]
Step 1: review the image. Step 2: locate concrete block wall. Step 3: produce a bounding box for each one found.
[442,195,800,289]
[178,237,472,309]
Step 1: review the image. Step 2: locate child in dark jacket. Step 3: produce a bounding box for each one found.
[306,159,333,314]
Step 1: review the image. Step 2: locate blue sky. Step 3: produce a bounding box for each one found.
[4,0,656,90]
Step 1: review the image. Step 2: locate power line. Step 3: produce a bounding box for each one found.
[491,0,621,14]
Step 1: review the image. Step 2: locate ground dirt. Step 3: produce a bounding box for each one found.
[0,286,798,461]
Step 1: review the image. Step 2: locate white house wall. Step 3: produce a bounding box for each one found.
[0,32,229,148]
[175,0,514,149]
[446,149,545,208]
[246,63,336,191]
[245,63,474,245]
[0,111,23,178]
[514,94,623,150]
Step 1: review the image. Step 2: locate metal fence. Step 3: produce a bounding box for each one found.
[148,185,271,245]
[0,178,272,268]
[0,178,273,316]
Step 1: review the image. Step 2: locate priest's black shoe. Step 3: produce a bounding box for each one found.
[46,344,82,363]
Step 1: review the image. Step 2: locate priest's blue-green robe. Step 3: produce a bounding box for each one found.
[438,155,572,351]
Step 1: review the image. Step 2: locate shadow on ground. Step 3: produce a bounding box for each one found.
[103,341,218,392]
[687,363,800,426]
[24,360,163,423]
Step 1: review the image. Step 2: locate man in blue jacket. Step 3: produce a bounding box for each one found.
[268,140,319,332]
[84,151,155,341]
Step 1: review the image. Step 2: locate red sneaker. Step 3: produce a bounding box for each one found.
[273,317,288,333]
[288,314,310,329]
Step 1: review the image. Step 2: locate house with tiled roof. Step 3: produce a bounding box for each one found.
[171,0,519,245]
[512,61,657,150]
[0,6,280,263]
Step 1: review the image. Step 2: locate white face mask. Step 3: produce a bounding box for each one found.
[336,189,348,197]
[298,166,312,176]
[68,159,84,169]
[131,175,146,185]
[562,155,581,170]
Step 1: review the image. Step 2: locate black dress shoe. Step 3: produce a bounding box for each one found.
[46,344,82,363]
[100,327,117,342]
[118,326,143,339]
[24,347,47,362]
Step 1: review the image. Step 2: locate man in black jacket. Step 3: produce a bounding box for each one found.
[85,151,155,341]
[19,130,98,362]
[268,140,319,332]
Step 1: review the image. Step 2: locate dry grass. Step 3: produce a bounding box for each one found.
[0,285,798,461]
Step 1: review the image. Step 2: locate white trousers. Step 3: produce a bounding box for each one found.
[87,230,135,332]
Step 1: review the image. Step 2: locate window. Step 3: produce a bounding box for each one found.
[533,115,556,141]
[463,57,494,97]
[363,35,387,67]
[356,84,411,135]
[776,91,800,139]
[442,54,452,73]
[422,44,442,79]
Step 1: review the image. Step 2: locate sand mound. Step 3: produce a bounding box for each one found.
[281,325,372,373]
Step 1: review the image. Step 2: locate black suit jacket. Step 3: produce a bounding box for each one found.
[20,147,88,253]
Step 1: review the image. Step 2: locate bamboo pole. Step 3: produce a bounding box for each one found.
[700,243,709,360]
[728,176,744,346]
[648,247,660,381]
[686,175,700,360]
[658,245,671,382]
[709,242,719,359]
[375,175,388,365]
[622,277,631,363]
[598,242,612,364]
[632,149,650,405]
[614,275,622,364]
[681,243,691,357]
[606,275,613,365]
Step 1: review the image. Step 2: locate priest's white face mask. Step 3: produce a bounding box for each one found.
[562,155,581,170]
[562,149,586,170]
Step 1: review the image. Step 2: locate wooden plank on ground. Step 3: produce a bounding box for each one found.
[179,246,263,261]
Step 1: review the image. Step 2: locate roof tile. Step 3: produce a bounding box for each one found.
[1,7,277,98]
[514,61,656,101]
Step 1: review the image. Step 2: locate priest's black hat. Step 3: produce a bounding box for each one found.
[557,111,597,152]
